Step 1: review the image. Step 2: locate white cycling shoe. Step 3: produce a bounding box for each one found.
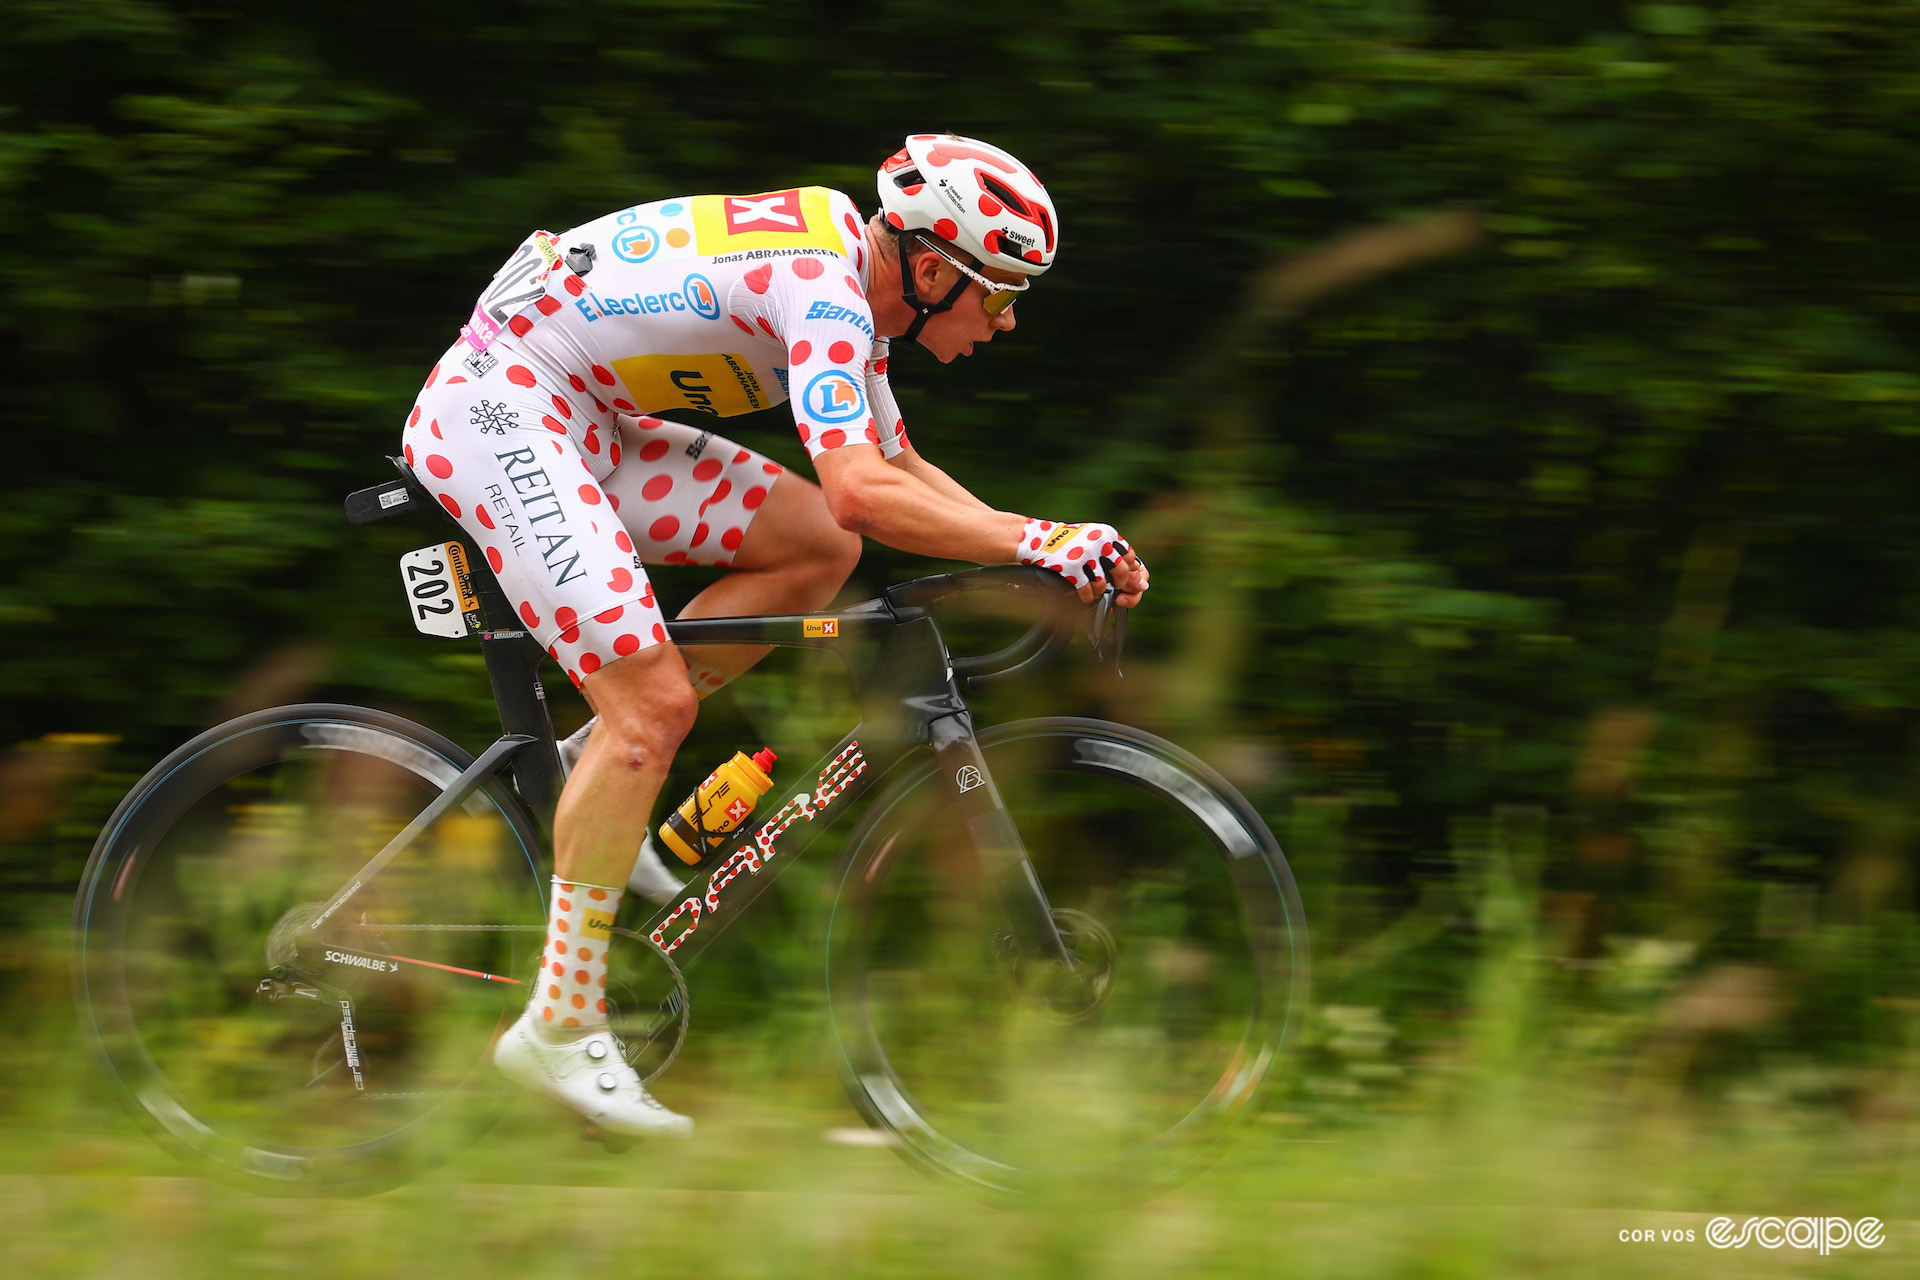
[493,1013,693,1140]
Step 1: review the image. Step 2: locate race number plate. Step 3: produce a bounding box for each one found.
[461,229,562,353]
[400,542,482,638]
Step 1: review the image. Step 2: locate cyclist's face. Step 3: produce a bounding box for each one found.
[911,252,1021,364]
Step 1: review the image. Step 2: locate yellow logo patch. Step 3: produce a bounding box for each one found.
[691,187,842,256]
[582,910,616,940]
[608,353,769,416]
[803,618,840,638]
[1040,523,1086,555]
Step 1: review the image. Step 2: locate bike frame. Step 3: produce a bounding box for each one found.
[317,466,1077,975]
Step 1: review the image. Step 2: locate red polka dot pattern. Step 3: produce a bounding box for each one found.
[793,256,824,279]
[744,264,773,294]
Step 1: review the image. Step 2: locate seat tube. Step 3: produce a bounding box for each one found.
[926,712,1073,966]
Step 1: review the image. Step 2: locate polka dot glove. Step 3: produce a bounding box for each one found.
[1017,517,1131,591]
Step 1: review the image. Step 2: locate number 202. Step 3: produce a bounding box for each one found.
[406,560,455,618]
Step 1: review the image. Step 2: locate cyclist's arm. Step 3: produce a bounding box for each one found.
[814,445,1022,563]
[887,446,994,513]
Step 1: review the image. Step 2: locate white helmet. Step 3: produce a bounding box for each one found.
[876,134,1059,275]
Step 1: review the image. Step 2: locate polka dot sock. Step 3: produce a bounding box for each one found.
[685,658,733,699]
[531,877,621,1040]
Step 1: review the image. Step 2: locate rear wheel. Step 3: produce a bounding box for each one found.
[825,717,1307,1198]
[72,705,547,1194]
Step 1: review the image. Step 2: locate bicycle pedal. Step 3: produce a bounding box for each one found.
[580,1122,634,1154]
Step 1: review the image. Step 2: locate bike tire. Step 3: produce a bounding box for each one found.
[72,704,548,1195]
[824,716,1307,1199]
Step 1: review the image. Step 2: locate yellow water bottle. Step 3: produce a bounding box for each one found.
[658,748,777,866]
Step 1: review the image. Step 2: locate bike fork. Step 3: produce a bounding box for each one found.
[926,713,1074,968]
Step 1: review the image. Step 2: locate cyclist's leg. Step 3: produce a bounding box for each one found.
[558,645,696,892]
[671,465,861,685]
[600,420,859,692]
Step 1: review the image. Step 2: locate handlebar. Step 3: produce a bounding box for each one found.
[884,565,1121,688]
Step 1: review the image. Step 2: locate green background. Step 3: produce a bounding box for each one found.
[4,0,1918,1273]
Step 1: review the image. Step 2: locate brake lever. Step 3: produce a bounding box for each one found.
[1086,566,1125,679]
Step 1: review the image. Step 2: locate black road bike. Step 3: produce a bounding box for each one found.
[72,461,1308,1197]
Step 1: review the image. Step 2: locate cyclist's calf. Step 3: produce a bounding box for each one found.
[555,645,699,887]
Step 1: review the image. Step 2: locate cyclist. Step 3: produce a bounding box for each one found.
[400,134,1148,1140]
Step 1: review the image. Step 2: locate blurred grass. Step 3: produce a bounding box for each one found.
[6,898,1915,1278]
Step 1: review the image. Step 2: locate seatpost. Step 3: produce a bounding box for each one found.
[469,556,564,830]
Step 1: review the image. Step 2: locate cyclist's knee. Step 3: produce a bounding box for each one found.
[816,522,862,592]
[584,648,699,760]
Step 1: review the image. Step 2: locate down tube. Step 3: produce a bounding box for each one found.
[638,729,905,966]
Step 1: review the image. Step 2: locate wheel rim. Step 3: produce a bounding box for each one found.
[75,712,546,1188]
[826,722,1305,1196]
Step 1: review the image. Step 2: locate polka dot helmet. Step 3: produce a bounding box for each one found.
[876,134,1058,275]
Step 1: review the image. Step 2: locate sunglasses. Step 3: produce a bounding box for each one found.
[916,236,1030,316]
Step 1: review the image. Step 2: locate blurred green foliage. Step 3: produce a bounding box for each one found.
[7,0,1920,1164]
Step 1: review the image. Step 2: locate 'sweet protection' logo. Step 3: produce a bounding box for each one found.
[613,224,659,263]
[803,370,865,424]
[684,273,720,320]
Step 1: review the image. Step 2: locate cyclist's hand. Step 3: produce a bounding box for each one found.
[1018,518,1149,607]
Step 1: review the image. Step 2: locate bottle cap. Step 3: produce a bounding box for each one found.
[751,748,776,773]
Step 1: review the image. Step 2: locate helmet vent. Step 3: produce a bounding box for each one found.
[979,173,1055,252]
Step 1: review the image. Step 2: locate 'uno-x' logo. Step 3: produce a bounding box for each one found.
[724,191,806,235]
[1040,523,1086,555]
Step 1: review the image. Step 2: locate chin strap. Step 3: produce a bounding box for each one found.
[897,232,973,345]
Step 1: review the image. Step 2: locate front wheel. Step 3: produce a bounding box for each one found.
[825,718,1308,1198]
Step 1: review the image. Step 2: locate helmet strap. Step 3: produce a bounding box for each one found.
[897,233,971,345]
